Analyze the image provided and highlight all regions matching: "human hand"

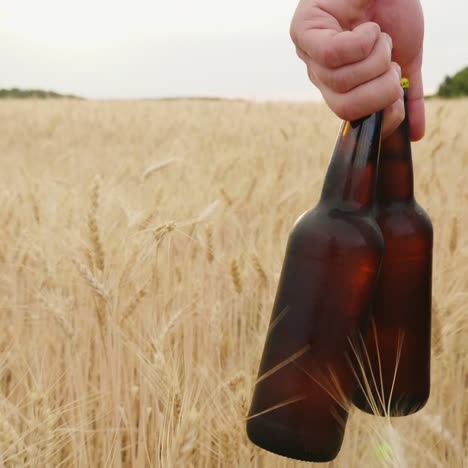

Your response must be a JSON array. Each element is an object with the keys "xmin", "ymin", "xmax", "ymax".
[{"xmin": 290, "ymin": 0, "xmax": 425, "ymax": 141}]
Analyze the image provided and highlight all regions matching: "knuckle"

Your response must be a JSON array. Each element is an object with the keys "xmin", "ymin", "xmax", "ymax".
[
  {"xmin": 377, "ymin": 54, "xmax": 392, "ymax": 78},
  {"xmin": 385, "ymin": 102, "xmax": 404, "ymax": 135},
  {"xmin": 289, "ymin": 19, "xmax": 299, "ymax": 45},
  {"xmin": 322, "ymin": 43, "xmax": 339, "ymax": 68},
  {"xmin": 355, "ymin": 22, "xmax": 381, "ymax": 56},
  {"xmin": 395, "ymin": 102, "xmax": 405, "ymax": 122},
  {"xmin": 355, "ymin": 35, "xmax": 371, "ymax": 59},
  {"xmin": 382, "ymin": 32, "xmax": 392, "ymax": 50},
  {"xmin": 388, "ymin": 77, "xmax": 402, "ymax": 101},
  {"xmin": 367, "ymin": 21, "xmax": 382, "ymax": 35},
  {"xmin": 383, "ymin": 49, "xmax": 392, "ymax": 67},
  {"xmin": 293, "ymin": 29, "xmax": 314, "ymax": 59},
  {"xmin": 391, "ymin": 61, "xmax": 402, "ymax": 78},
  {"xmin": 330, "ymin": 70, "xmax": 351, "ymax": 93},
  {"xmin": 380, "ymin": 37, "xmax": 392, "ymax": 62},
  {"xmin": 334, "ymin": 100, "xmax": 359, "ymax": 122},
  {"xmin": 307, "ymin": 66, "xmax": 317, "ymax": 84},
  {"xmin": 295, "ymin": 46, "xmax": 306, "ymax": 62}
]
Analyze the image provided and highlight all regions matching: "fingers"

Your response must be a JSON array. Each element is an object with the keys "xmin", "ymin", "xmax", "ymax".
[
  {"xmin": 292, "ymin": 11, "xmax": 425, "ymax": 138},
  {"xmin": 297, "ymin": 22, "xmax": 382, "ymax": 68},
  {"xmin": 405, "ymin": 66, "xmax": 425, "ymax": 141},
  {"xmin": 316, "ymin": 32, "xmax": 393, "ymax": 94},
  {"xmin": 293, "ymin": 19, "xmax": 402, "ymax": 123},
  {"xmin": 382, "ymin": 97, "xmax": 405, "ymax": 140},
  {"xmin": 407, "ymin": 97, "xmax": 425, "ymax": 141},
  {"xmin": 321, "ymin": 63, "xmax": 404, "ymax": 122}
]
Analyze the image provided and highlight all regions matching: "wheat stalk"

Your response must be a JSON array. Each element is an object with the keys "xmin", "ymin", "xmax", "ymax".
[
  {"xmin": 39, "ymin": 294, "xmax": 75, "ymax": 339},
  {"xmin": 135, "ymin": 191, "xmax": 163, "ymax": 231},
  {"xmin": 29, "ymin": 191, "xmax": 41, "ymax": 224},
  {"xmin": 432, "ymin": 299, "xmax": 444, "ymax": 355},
  {"xmin": 430, "ymin": 141, "xmax": 443, "ymax": 159},
  {"xmin": 136, "ymin": 210, "xmax": 158, "ymax": 232},
  {"xmin": 220, "ymin": 430, "xmax": 238, "ymax": 466},
  {"xmin": 153, "ymin": 221, "xmax": 176, "ymax": 245},
  {"xmin": 205, "ymin": 226, "xmax": 214, "ymax": 264},
  {"xmin": 244, "ymin": 177, "xmax": 257, "ymax": 202},
  {"xmin": 230, "ymin": 259, "xmax": 242, "ymax": 294},
  {"xmin": 118, "ymin": 247, "xmax": 141, "ymax": 289},
  {"xmin": 175, "ymin": 267, "xmax": 182, "ymax": 283},
  {"xmin": 449, "ymin": 217, "xmax": 458, "ymax": 254},
  {"xmin": 0, "ymin": 415, "xmax": 26, "ymax": 466},
  {"xmin": 220, "ymin": 188, "xmax": 233, "ymax": 206},
  {"xmin": 17, "ymin": 252, "xmax": 29, "ymax": 274},
  {"xmin": 166, "ymin": 407, "xmax": 199, "ymax": 467},
  {"xmin": 88, "ymin": 176, "xmax": 105, "ymax": 273},
  {"xmin": 142, "ymin": 158, "xmax": 177, "ymax": 180},
  {"xmin": 251, "ymin": 254, "xmax": 268, "ymax": 288},
  {"xmin": 419, "ymin": 414, "xmax": 461, "ymax": 458},
  {"xmin": 273, "ymin": 217, "xmax": 284, "ymax": 240},
  {"xmin": 3, "ymin": 203, "xmax": 14, "ymax": 227},
  {"xmin": 159, "ymin": 307, "xmax": 187, "ymax": 344},
  {"xmin": 72, "ymin": 258, "xmax": 109, "ymax": 330},
  {"xmin": 120, "ymin": 287, "xmax": 147, "ymax": 325},
  {"xmin": 276, "ymin": 159, "xmax": 287, "ymax": 182},
  {"xmin": 72, "ymin": 259, "xmax": 109, "ymax": 301}
]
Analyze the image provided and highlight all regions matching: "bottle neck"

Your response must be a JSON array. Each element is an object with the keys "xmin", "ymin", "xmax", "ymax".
[
  {"xmin": 377, "ymin": 89, "xmax": 414, "ymax": 203},
  {"xmin": 320, "ymin": 112, "xmax": 383, "ymax": 210}
]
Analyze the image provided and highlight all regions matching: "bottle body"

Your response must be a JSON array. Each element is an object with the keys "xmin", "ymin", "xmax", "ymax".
[
  {"xmin": 352, "ymin": 200, "xmax": 433, "ymax": 416},
  {"xmin": 352, "ymin": 82, "xmax": 433, "ymax": 416},
  {"xmin": 247, "ymin": 204, "xmax": 384, "ymax": 461},
  {"xmin": 247, "ymin": 112, "xmax": 384, "ymax": 461}
]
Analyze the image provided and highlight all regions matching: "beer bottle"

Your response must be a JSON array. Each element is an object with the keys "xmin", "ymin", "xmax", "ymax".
[
  {"xmin": 246, "ymin": 112, "xmax": 385, "ymax": 462},
  {"xmin": 352, "ymin": 79, "xmax": 433, "ymax": 416}
]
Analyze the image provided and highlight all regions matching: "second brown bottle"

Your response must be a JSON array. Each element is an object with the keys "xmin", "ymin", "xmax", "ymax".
[{"xmin": 352, "ymin": 79, "xmax": 433, "ymax": 416}]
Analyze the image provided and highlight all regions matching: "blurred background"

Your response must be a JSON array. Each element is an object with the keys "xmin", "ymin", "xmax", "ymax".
[
  {"xmin": 0, "ymin": 2, "xmax": 466, "ymax": 467},
  {"xmin": 1, "ymin": 0, "xmax": 467, "ymax": 100}
]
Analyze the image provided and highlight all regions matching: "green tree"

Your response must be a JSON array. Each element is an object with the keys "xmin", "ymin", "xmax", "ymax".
[
  {"xmin": 437, "ymin": 66, "xmax": 468, "ymax": 97},
  {"xmin": 0, "ymin": 88, "xmax": 82, "ymax": 99}
]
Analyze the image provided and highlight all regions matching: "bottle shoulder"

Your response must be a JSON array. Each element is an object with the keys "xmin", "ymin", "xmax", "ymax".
[
  {"xmin": 288, "ymin": 204, "xmax": 384, "ymax": 259},
  {"xmin": 376, "ymin": 200, "xmax": 433, "ymax": 241}
]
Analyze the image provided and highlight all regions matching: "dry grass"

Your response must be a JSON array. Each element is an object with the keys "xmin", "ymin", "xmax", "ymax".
[{"xmin": 0, "ymin": 97, "xmax": 466, "ymax": 467}]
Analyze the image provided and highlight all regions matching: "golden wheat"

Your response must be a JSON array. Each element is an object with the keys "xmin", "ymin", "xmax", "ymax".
[
  {"xmin": 0, "ymin": 97, "xmax": 466, "ymax": 467},
  {"xmin": 88, "ymin": 176, "xmax": 105, "ymax": 273},
  {"xmin": 251, "ymin": 254, "xmax": 268, "ymax": 288},
  {"xmin": 230, "ymin": 259, "xmax": 243, "ymax": 294},
  {"xmin": 205, "ymin": 225, "xmax": 214, "ymax": 264}
]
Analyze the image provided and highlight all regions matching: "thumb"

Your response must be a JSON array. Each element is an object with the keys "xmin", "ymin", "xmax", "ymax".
[{"xmin": 404, "ymin": 62, "xmax": 425, "ymax": 141}]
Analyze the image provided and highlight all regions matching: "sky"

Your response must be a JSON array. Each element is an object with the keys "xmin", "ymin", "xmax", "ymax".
[{"xmin": 0, "ymin": 0, "xmax": 467, "ymax": 100}]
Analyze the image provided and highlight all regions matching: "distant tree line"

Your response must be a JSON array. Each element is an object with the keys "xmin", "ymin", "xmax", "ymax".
[
  {"xmin": 436, "ymin": 66, "xmax": 468, "ymax": 97},
  {"xmin": 0, "ymin": 88, "xmax": 83, "ymax": 99},
  {"xmin": 2, "ymin": 67, "xmax": 468, "ymax": 100}
]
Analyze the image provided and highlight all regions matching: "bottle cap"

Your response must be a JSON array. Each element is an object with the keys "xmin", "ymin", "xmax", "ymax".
[{"xmin": 401, "ymin": 78, "xmax": 410, "ymax": 89}]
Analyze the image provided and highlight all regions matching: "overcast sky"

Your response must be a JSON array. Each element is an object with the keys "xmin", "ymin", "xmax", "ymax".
[{"xmin": 0, "ymin": 0, "xmax": 467, "ymax": 100}]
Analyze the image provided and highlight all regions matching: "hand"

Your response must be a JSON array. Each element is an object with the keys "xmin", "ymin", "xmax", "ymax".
[{"xmin": 290, "ymin": 0, "xmax": 425, "ymax": 141}]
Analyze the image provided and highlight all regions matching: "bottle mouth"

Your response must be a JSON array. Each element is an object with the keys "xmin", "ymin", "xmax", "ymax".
[{"xmin": 401, "ymin": 77, "xmax": 410, "ymax": 89}]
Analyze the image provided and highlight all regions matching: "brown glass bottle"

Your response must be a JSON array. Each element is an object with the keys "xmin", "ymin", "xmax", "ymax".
[
  {"xmin": 246, "ymin": 112, "xmax": 385, "ymax": 462},
  {"xmin": 352, "ymin": 81, "xmax": 433, "ymax": 416}
]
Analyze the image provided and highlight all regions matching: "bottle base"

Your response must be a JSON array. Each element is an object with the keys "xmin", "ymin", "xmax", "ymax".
[
  {"xmin": 352, "ymin": 392, "xmax": 429, "ymax": 417},
  {"xmin": 246, "ymin": 415, "xmax": 342, "ymax": 463}
]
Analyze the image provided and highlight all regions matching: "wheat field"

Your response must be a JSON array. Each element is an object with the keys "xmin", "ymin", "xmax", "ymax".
[{"xmin": 0, "ymin": 97, "xmax": 466, "ymax": 467}]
